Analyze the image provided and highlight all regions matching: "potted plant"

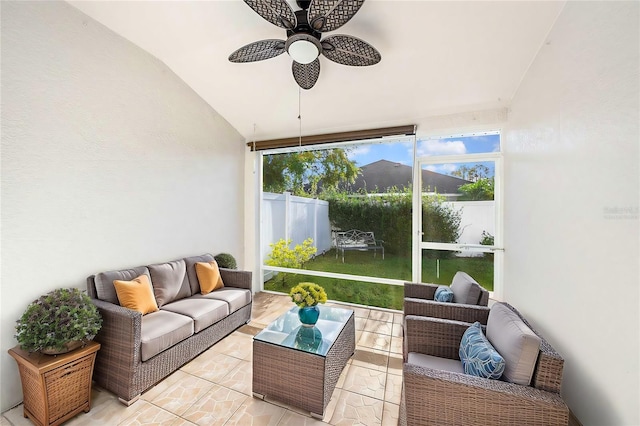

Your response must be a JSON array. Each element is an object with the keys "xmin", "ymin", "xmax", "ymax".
[
  {"xmin": 289, "ymin": 282, "xmax": 327, "ymax": 327},
  {"xmin": 214, "ymin": 252, "xmax": 237, "ymax": 269},
  {"xmin": 15, "ymin": 288, "xmax": 102, "ymax": 354}
]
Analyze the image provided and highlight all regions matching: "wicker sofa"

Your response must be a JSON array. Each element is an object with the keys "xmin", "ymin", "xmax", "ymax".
[
  {"xmin": 401, "ymin": 302, "xmax": 569, "ymax": 425},
  {"xmin": 86, "ymin": 253, "xmax": 252, "ymax": 405},
  {"xmin": 404, "ymin": 271, "xmax": 489, "ymax": 322}
]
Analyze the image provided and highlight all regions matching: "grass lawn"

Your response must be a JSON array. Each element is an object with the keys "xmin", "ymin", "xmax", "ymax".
[{"xmin": 264, "ymin": 250, "xmax": 493, "ymax": 310}]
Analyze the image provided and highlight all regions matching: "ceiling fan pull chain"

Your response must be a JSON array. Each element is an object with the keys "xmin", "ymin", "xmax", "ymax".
[{"xmin": 298, "ymin": 86, "xmax": 302, "ymax": 148}]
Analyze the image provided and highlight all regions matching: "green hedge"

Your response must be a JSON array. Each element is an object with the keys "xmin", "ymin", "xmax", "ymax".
[{"xmin": 323, "ymin": 192, "xmax": 461, "ymax": 256}]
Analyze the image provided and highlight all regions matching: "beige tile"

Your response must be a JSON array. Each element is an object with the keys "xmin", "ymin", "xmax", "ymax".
[
  {"xmin": 118, "ymin": 400, "xmax": 181, "ymax": 425},
  {"xmin": 383, "ymin": 374, "xmax": 403, "ymax": 405},
  {"xmin": 218, "ymin": 360, "xmax": 253, "ymax": 395},
  {"xmin": 182, "ymin": 384, "xmax": 248, "ymax": 426},
  {"xmin": 357, "ymin": 332, "xmax": 391, "ymax": 352},
  {"xmin": 391, "ymin": 322, "xmax": 403, "ymax": 338},
  {"xmin": 2, "ymin": 405, "xmax": 32, "ymax": 426},
  {"xmin": 393, "ymin": 313, "xmax": 404, "ymax": 324},
  {"xmin": 150, "ymin": 374, "xmax": 215, "ymax": 416},
  {"xmin": 381, "ymin": 402, "xmax": 400, "ymax": 426},
  {"xmin": 142, "ymin": 370, "xmax": 191, "ymax": 402},
  {"xmin": 277, "ymin": 410, "xmax": 327, "ymax": 425},
  {"xmin": 350, "ymin": 348, "xmax": 389, "ymax": 372},
  {"xmin": 368, "ymin": 310, "xmax": 394, "ymax": 323},
  {"xmin": 172, "ymin": 419, "xmax": 198, "ymax": 426},
  {"xmin": 341, "ymin": 365, "xmax": 386, "ymax": 400},
  {"xmin": 209, "ymin": 332, "xmax": 253, "ymax": 360},
  {"xmin": 354, "ymin": 316, "xmax": 367, "ymax": 331},
  {"xmin": 180, "ymin": 352, "xmax": 243, "ymax": 383},
  {"xmin": 224, "ymin": 397, "xmax": 287, "ymax": 426},
  {"xmin": 65, "ymin": 388, "xmax": 138, "ymax": 425},
  {"xmin": 387, "ymin": 353, "xmax": 403, "ymax": 376},
  {"xmin": 363, "ymin": 319, "xmax": 393, "ymax": 336},
  {"xmin": 350, "ymin": 306, "xmax": 371, "ymax": 319},
  {"xmin": 324, "ymin": 389, "xmax": 383, "ymax": 426},
  {"xmin": 390, "ymin": 336, "xmax": 403, "ymax": 355},
  {"xmin": 0, "ymin": 416, "xmax": 11, "ymax": 426}
]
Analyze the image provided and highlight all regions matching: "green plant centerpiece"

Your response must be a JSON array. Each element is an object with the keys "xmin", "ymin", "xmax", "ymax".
[
  {"xmin": 15, "ymin": 288, "xmax": 102, "ymax": 355},
  {"xmin": 214, "ymin": 252, "xmax": 237, "ymax": 269},
  {"xmin": 290, "ymin": 282, "xmax": 327, "ymax": 327}
]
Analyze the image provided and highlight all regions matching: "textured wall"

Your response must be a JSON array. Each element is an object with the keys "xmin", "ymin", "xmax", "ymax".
[
  {"xmin": 504, "ymin": 2, "xmax": 639, "ymax": 424},
  {"xmin": 1, "ymin": 1, "xmax": 245, "ymax": 411}
]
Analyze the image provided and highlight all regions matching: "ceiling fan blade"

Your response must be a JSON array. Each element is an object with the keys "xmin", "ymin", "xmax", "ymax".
[
  {"xmin": 292, "ymin": 59, "xmax": 321, "ymax": 90},
  {"xmin": 307, "ymin": 0, "xmax": 365, "ymax": 32},
  {"xmin": 321, "ymin": 35, "xmax": 381, "ymax": 66},
  {"xmin": 229, "ymin": 39, "xmax": 286, "ymax": 63},
  {"xmin": 243, "ymin": 0, "xmax": 297, "ymax": 30}
]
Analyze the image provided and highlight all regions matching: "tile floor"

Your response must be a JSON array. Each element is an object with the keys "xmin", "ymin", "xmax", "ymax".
[{"xmin": 2, "ymin": 292, "xmax": 404, "ymax": 426}]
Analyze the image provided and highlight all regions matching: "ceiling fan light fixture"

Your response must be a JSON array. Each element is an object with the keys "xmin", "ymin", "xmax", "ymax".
[{"xmin": 286, "ymin": 34, "xmax": 321, "ymax": 64}]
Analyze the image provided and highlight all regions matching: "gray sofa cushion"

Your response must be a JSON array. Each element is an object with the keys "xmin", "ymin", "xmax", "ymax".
[
  {"xmin": 192, "ymin": 288, "xmax": 252, "ymax": 313},
  {"xmin": 94, "ymin": 266, "xmax": 150, "ymax": 304},
  {"xmin": 161, "ymin": 298, "xmax": 229, "ymax": 333},
  {"xmin": 450, "ymin": 271, "xmax": 482, "ymax": 305},
  {"xmin": 408, "ymin": 352, "xmax": 465, "ymax": 374},
  {"xmin": 486, "ymin": 303, "xmax": 542, "ymax": 386},
  {"xmin": 148, "ymin": 259, "xmax": 190, "ymax": 307},
  {"xmin": 184, "ymin": 254, "xmax": 215, "ymax": 295},
  {"xmin": 141, "ymin": 310, "xmax": 194, "ymax": 362}
]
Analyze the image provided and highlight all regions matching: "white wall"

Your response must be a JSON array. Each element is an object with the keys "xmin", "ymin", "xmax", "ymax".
[
  {"xmin": 0, "ymin": 1, "xmax": 245, "ymax": 412},
  {"xmin": 504, "ymin": 2, "xmax": 639, "ymax": 425}
]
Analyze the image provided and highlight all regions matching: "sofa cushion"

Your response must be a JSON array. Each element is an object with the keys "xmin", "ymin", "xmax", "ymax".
[
  {"xmin": 459, "ymin": 321, "xmax": 505, "ymax": 379},
  {"xmin": 148, "ymin": 259, "xmax": 190, "ymax": 307},
  {"xmin": 434, "ymin": 285, "xmax": 454, "ymax": 302},
  {"xmin": 196, "ymin": 261, "xmax": 225, "ymax": 294},
  {"xmin": 113, "ymin": 274, "xmax": 159, "ymax": 315},
  {"xmin": 450, "ymin": 271, "xmax": 482, "ymax": 305},
  {"xmin": 184, "ymin": 254, "xmax": 215, "ymax": 295},
  {"xmin": 94, "ymin": 266, "xmax": 150, "ymax": 304},
  {"xmin": 140, "ymin": 310, "xmax": 194, "ymax": 361},
  {"xmin": 161, "ymin": 298, "xmax": 229, "ymax": 333},
  {"xmin": 486, "ymin": 303, "xmax": 542, "ymax": 386},
  {"xmin": 192, "ymin": 288, "xmax": 252, "ymax": 313},
  {"xmin": 407, "ymin": 352, "xmax": 465, "ymax": 374}
]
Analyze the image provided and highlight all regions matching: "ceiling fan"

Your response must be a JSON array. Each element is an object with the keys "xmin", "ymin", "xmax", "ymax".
[{"xmin": 229, "ymin": 0, "xmax": 381, "ymax": 90}]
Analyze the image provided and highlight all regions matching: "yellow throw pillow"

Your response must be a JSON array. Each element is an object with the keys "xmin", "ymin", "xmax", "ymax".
[
  {"xmin": 195, "ymin": 261, "xmax": 225, "ymax": 294},
  {"xmin": 113, "ymin": 274, "xmax": 159, "ymax": 315}
]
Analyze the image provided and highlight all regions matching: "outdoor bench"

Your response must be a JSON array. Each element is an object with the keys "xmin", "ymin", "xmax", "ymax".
[{"xmin": 335, "ymin": 229, "xmax": 384, "ymax": 263}]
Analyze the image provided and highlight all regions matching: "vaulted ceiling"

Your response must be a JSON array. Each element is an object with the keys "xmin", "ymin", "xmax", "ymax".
[{"xmin": 68, "ymin": 1, "xmax": 565, "ymax": 142}]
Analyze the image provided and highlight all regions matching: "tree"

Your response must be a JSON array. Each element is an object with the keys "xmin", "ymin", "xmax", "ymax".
[
  {"xmin": 451, "ymin": 164, "xmax": 490, "ymax": 182},
  {"xmin": 457, "ymin": 178, "xmax": 494, "ymax": 201},
  {"xmin": 263, "ymin": 149, "xmax": 359, "ymax": 196}
]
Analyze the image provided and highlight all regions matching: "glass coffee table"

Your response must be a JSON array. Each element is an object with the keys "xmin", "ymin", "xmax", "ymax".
[{"xmin": 252, "ymin": 305, "xmax": 355, "ymax": 418}]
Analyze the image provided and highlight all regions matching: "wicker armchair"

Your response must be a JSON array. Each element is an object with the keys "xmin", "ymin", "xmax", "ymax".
[
  {"xmin": 400, "ymin": 303, "xmax": 569, "ymax": 426},
  {"xmin": 404, "ymin": 271, "xmax": 490, "ymax": 323}
]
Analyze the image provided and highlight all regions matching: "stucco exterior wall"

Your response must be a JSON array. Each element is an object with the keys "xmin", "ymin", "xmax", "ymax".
[
  {"xmin": 1, "ymin": 1, "xmax": 246, "ymax": 411},
  {"xmin": 503, "ymin": 2, "xmax": 639, "ymax": 424}
]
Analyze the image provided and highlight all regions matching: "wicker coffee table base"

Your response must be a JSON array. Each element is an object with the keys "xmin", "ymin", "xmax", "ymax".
[{"xmin": 252, "ymin": 315, "xmax": 355, "ymax": 418}]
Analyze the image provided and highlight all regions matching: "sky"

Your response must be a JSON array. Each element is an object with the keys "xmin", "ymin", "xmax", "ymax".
[{"xmin": 347, "ymin": 133, "xmax": 500, "ymax": 177}]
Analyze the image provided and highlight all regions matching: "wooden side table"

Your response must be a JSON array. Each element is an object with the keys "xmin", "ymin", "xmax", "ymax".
[{"xmin": 8, "ymin": 341, "xmax": 100, "ymax": 426}]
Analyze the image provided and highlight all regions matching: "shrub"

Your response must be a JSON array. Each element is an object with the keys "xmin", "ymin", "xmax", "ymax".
[
  {"xmin": 324, "ymin": 188, "xmax": 461, "ymax": 257},
  {"xmin": 214, "ymin": 252, "xmax": 237, "ymax": 269},
  {"xmin": 15, "ymin": 288, "xmax": 102, "ymax": 353},
  {"xmin": 266, "ymin": 238, "xmax": 317, "ymax": 269},
  {"xmin": 458, "ymin": 178, "xmax": 494, "ymax": 201},
  {"xmin": 479, "ymin": 231, "xmax": 494, "ymax": 259}
]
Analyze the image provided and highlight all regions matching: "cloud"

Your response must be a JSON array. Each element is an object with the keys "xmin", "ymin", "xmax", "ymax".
[
  {"xmin": 417, "ymin": 139, "xmax": 467, "ymax": 156},
  {"xmin": 423, "ymin": 164, "xmax": 458, "ymax": 175},
  {"xmin": 347, "ymin": 145, "xmax": 371, "ymax": 159}
]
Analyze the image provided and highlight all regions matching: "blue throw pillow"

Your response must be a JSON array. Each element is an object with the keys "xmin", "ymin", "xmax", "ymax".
[
  {"xmin": 434, "ymin": 285, "xmax": 454, "ymax": 302},
  {"xmin": 459, "ymin": 322, "xmax": 505, "ymax": 379}
]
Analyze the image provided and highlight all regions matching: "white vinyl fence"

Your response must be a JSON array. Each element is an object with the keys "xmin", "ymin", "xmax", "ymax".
[
  {"xmin": 444, "ymin": 201, "xmax": 495, "ymax": 246},
  {"xmin": 262, "ymin": 192, "xmax": 332, "ymax": 263}
]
